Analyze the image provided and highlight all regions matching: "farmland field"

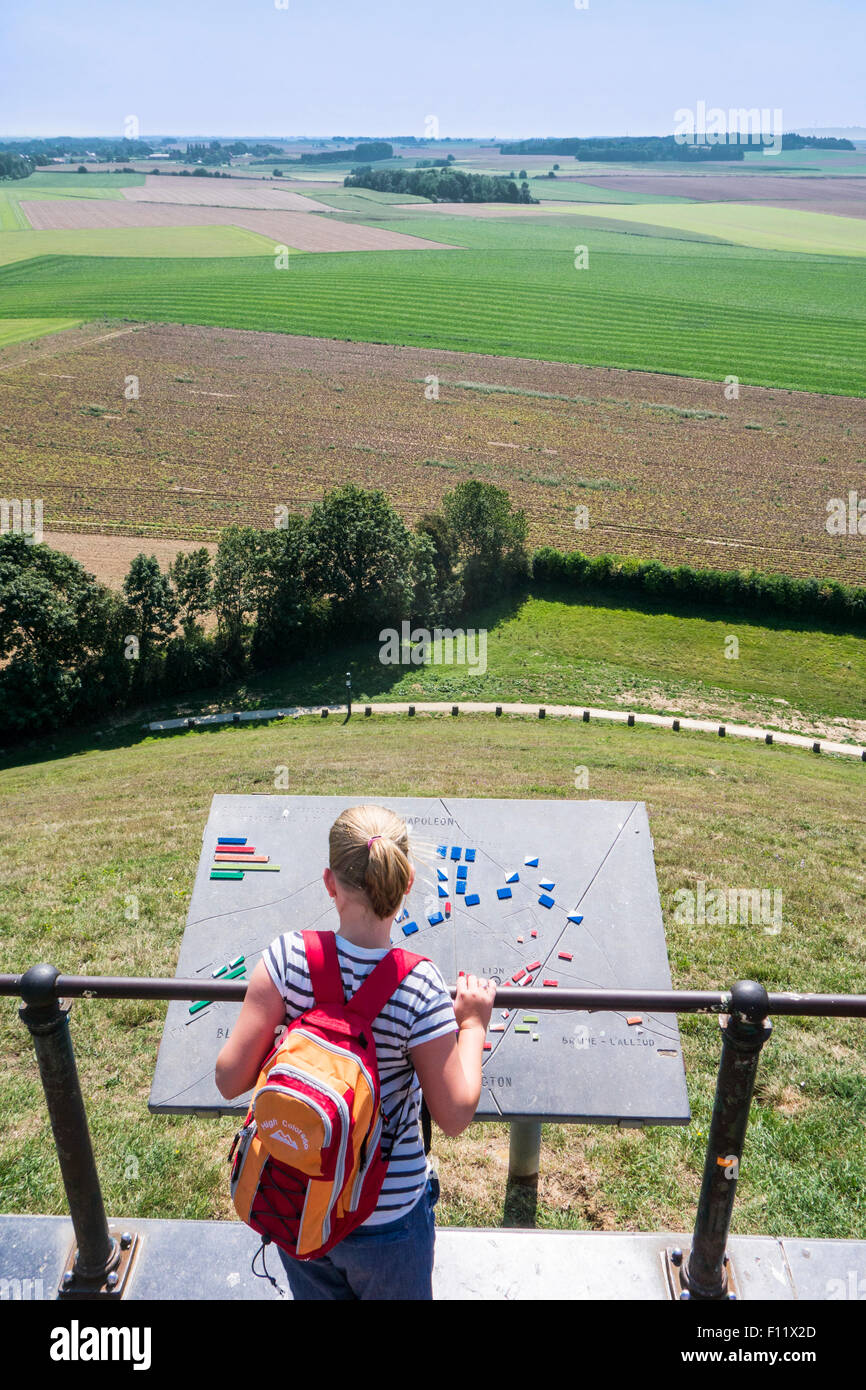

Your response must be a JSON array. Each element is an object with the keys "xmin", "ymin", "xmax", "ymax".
[
  {"xmin": 0, "ymin": 213, "xmax": 862, "ymax": 393},
  {"xmin": 551, "ymin": 201, "xmax": 866, "ymax": 256},
  {"xmin": 0, "ymin": 317, "xmax": 82, "ymax": 349},
  {"xmin": 0, "ymin": 225, "xmax": 277, "ymax": 266},
  {"xmin": 2, "ymin": 321, "xmax": 863, "ymax": 585}
]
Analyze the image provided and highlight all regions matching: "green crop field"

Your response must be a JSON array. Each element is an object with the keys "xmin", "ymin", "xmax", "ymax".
[
  {"xmin": 0, "ymin": 212, "xmax": 862, "ymax": 392},
  {"xmin": 0, "ymin": 224, "xmax": 275, "ymax": 267},
  {"xmin": 0, "ymin": 316, "xmax": 82, "ymax": 349},
  {"xmin": 559, "ymin": 201, "xmax": 866, "ymax": 257}
]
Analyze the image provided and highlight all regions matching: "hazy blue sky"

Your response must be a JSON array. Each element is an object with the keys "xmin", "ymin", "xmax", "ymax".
[{"xmin": 2, "ymin": 0, "xmax": 863, "ymax": 139}]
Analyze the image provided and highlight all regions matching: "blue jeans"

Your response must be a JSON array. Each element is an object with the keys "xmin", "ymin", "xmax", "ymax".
[{"xmin": 275, "ymin": 1173, "xmax": 440, "ymax": 1301}]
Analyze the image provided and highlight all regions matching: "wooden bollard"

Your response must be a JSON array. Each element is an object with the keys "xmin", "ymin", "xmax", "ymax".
[
  {"xmin": 672, "ymin": 719, "xmax": 680, "ymax": 731},
  {"xmin": 451, "ymin": 706, "xmax": 459, "ymax": 717},
  {"xmin": 765, "ymin": 733, "xmax": 773, "ymax": 744},
  {"xmin": 408, "ymin": 706, "xmax": 415, "ymax": 717},
  {"xmin": 539, "ymin": 708, "xmax": 546, "ymax": 719},
  {"xmin": 718, "ymin": 725, "xmax": 726, "ymax": 737},
  {"xmin": 627, "ymin": 714, "xmax": 635, "ymax": 727},
  {"xmin": 582, "ymin": 710, "xmax": 590, "ymax": 722},
  {"xmin": 365, "ymin": 706, "xmax": 372, "ymax": 717}
]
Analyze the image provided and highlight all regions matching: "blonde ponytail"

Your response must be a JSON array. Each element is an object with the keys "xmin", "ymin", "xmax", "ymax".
[{"xmin": 329, "ymin": 805, "xmax": 412, "ymax": 920}]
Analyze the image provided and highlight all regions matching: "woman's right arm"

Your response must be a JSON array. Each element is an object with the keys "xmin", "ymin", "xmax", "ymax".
[{"xmin": 409, "ymin": 974, "xmax": 495, "ymax": 1138}]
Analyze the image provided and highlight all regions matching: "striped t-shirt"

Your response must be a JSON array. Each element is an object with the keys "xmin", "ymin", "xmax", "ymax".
[{"xmin": 263, "ymin": 931, "xmax": 457, "ymax": 1226}]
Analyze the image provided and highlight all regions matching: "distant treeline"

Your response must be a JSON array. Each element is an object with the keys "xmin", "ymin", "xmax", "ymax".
[
  {"xmin": 499, "ymin": 133, "xmax": 855, "ymax": 159},
  {"xmin": 0, "ymin": 137, "xmax": 158, "ymax": 163},
  {"xmin": 2, "ymin": 481, "xmax": 863, "ymax": 740},
  {"xmin": 345, "ymin": 166, "xmax": 537, "ymax": 202},
  {"xmin": 499, "ymin": 136, "xmax": 746, "ymax": 161},
  {"xmin": 301, "ymin": 142, "xmax": 394, "ymax": 164}
]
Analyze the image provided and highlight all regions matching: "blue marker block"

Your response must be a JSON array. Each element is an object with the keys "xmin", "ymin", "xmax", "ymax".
[
  {"xmin": 402, "ymin": 920, "xmax": 419, "ymax": 936},
  {"xmin": 438, "ymin": 884, "xmax": 448, "ymax": 898},
  {"xmin": 465, "ymin": 849, "xmax": 476, "ymax": 863},
  {"xmin": 437, "ymin": 868, "xmax": 448, "ymax": 882},
  {"xmin": 538, "ymin": 893, "xmax": 555, "ymax": 909},
  {"xmin": 428, "ymin": 911, "xmax": 445, "ymax": 926},
  {"xmin": 497, "ymin": 887, "xmax": 512, "ymax": 900},
  {"xmin": 456, "ymin": 881, "xmax": 466, "ymax": 894},
  {"xmin": 539, "ymin": 879, "xmax": 555, "ymax": 892},
  {"xmin": 567, "ymin": 913, "xmax": 584, "ymax": 924},
  {"xmin": 218, "ymin": 837, "xmax": 247, "ymax": 845},
  {"xmin": 525, "ymin": 856, "xmax": 539, "ymax": 868},
  {"xmin": 506, "ymin": 871, "xmax": 519, "ymax": 884},
  {"xmin": 456, "ymin": 865, "xmax": 468, "ymax": 880},
  {"xmin": 437, "ymin": 845, "xmax": 447, "ymax": 858},
  {"xmin": 464, "ymin": 893, "xmax": 480, "ymax": 907},
  {"xmin": 450, "ymin": 846, "xmax": 462, "ymax": 861}
]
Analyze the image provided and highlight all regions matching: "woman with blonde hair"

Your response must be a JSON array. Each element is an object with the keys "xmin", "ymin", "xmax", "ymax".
[{"xmin": 215, "ymin": 803, "xmax": 495, "ymax": 1300}]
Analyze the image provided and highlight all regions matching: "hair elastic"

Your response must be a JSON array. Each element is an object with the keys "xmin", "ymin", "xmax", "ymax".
[{"xmin": 367, "ymin": 835, "xmax": 382, "ymax": 848}]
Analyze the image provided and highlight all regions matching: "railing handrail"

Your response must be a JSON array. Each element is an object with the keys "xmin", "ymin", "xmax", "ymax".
[{"xmin": 2, "ymin": 972, "xmax": 866, "ymax": 1018}]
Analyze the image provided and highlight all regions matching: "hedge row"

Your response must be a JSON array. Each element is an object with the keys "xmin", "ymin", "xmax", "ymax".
[{"xmin": 531, "ymin": 547, "xmax": 866, "ymax": 626}]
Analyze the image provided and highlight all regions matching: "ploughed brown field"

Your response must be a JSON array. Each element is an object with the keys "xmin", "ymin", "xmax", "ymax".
[
  {"xmin": 566, "ymin": 172, "xmax": 866, "ymax": 219},
  {"xmin": 1, "ymin": 321, "xmax": 863, "ymax": 585}
]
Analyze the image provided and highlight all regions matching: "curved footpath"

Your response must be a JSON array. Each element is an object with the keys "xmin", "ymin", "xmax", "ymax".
[{"xmin": 148, "ymin": 701, "xmax": 866, "ymax": 761}]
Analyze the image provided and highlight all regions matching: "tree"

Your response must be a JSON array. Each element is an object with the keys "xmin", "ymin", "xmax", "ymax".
[
  {"xmin": 122, "ymin": 554, "xmax": 178, "ymax": 665},
  {"xmin": 0, "ymin": 535, "xmax": 129, "ymax": 730},
  {"xmin": 441, "ymin": 480, "xmax": 529, "ymax": 605},
  {"xmin": 518, "ymin": 169, "xmax": 528, "ymax": 180},
  {"xmin": 306, "ymin": 485, "xmax": 415, "ymax": 630},
  {"xmin": 76, "ymin": 165, "xmax": 87, "ymax": 174},
  {"xmin": 169, "ymin": 548, "xmax": 213, "ymax": 638}
]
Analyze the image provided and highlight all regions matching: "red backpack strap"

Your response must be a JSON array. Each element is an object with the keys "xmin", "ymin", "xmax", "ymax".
[
  {"xmin": 349, "ymin": 949, "xmax": 428, "ymax": 1023},
  {"xmin": 302, "ymin": 930, "xmax": 345, "ymax": 1007}
]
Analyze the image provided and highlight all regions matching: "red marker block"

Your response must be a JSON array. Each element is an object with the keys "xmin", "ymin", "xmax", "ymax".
[
  {"xmin": 512, "ymin": 969, "xmax": 526, "ymax": 983},
  {"xmin": 445, "ymin": 901, "xmax": 451, "ymax": 916},
  {"xmin": 527, "ymin": 960, "xmax": 541, "ymax": 972},
  {"xmin": 558, "ymin": 951, "xmax": 573, "ymax": 961},
  {"xmin": 543, "ymin": 979, "xmax": 558, "ymax": 987},
  {"xmin": 483, "ymin": 1043, "xmax": 492, "ymax": 1051},
  {"xmin": 489, "ymin": 1025, "xmax": 505, "ymax": 1033},
  {"xmin": 627, "ymin": 1016, "xmax": 643, "ymax": 1026},
  {"xmin": 524, "ymin": 974, "xmax": 534, "ymax": 985},
  {"xmin": 215, "ymin": 844, "xmax": 255, "ymax": 854},
  {"xmin": 531, "ymin": 931, "xmax": 538, "ymax": 939}
]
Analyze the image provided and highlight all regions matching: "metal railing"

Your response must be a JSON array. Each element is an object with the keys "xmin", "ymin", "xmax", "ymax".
[{"xmin": 2, "ymin": 965, "xmax": 865, "ymax": 1300}]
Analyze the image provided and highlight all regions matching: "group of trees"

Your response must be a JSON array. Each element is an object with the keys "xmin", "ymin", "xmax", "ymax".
[
  {"xmin": 0, "ymin": 151, "xmax": 34, "ymax": 180},
  {"xmin": 301, "ymin": 141, "xmax": 394, "ymax": 164},
  {"xmin": 499, "ymin": 136, "xmax": 746, "ymax": 162},
  {"xmin": 0, "ymin": 482, "xmax": 529, "ymax": 735},
  {"xmin": 0, "ymin": 137, "xmax": 156, "ymax": 164},
  {"xmin": 344, "ymin": 166, "xmax": 537, "ymax": 203}
]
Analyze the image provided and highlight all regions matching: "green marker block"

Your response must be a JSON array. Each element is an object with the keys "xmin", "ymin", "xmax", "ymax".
[
  {"xmin": 522, "ymin": 1016, "xmax": 539, "ymax": 1024},
  {"xmin": 514, "ymin": 1025, "xmax": 530, "ymax": 1034},
  {"xmin": 224, "ymin": 964, "xmax": 246, "ymax": 980},
  {"xmin": 229, "ymin": 955, "xmax": 244, "ymax": 969},
  {"xmin": 189, "ymin": 999, "xmax": 211, "ymax": 1015},
  {"xmin": 209, "ymin": 863, "xmax": 280, "ymax": 872}
]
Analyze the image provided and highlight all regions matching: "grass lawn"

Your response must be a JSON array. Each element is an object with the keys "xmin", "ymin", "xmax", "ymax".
[
  {"xmin": 146, "ymin": 592, "xmax": 866, "ymax": 744},
  {"xmin": 1, "ymin": 715, "xmax": 863, "ymax": 1236}
]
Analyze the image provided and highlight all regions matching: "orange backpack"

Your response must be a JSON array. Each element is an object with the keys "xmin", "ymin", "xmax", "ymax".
[{"xmin": 229, "ymin": 930, "xmax": 427, "ymax": 1260}]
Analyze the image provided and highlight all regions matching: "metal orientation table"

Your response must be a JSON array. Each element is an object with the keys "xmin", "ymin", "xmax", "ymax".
[{"xmin": 150, "ymin": 795, "xmax": 690, "ymax": 1162}]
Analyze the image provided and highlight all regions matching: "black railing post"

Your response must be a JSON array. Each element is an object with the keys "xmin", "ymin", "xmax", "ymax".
[
  {"xmin": 18, "ymin": 964, "xmax": 121, "ymax": 1286},
  {"xmin": 682, "ymin": 979, "xmax": 772, "ymax": 1299}
]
